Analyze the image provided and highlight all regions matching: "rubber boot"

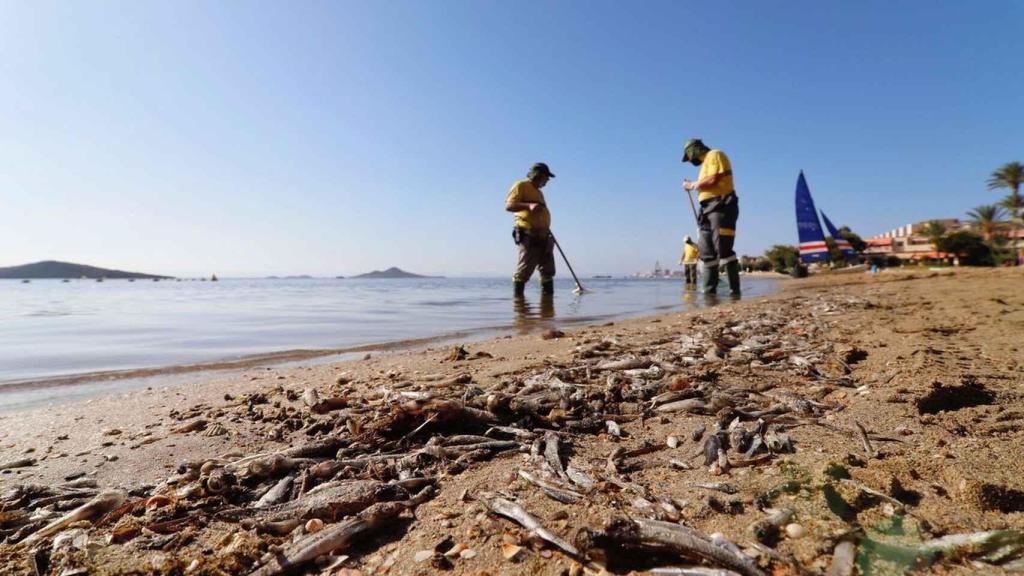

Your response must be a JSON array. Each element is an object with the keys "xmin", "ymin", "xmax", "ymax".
[
  {"xmin": 726, "ymin": 261, "xmax": 741, "ymax": 295},
  {"xmin": 513, "ymin": 280, "xmax": 526, "ymax": 297},
  {"xmin": 702, "ymin": 266, "xmax": 719, "ymax": 294},
  {"xmin": 541, "ymin": 278, "xmax": 554, "ymax": 295}
]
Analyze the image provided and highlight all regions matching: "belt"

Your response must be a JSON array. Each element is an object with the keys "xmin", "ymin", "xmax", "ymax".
[{"xmin": 699, "ymin": 191, "xmax": 736, "ymax": 206}]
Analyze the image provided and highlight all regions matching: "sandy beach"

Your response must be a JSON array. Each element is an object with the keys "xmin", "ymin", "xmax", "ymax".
[{"xmin": 2, "ymin": 268, "xmax": 1022, "ymax": 575}]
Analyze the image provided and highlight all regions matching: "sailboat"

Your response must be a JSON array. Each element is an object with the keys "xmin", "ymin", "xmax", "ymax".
[
  {"xmin": 794, "ymin": 171, "xmax": 829, "ymax": 263},
  {"xmin": 820, "ymin": 210, "xmax": 857, "ymax": 261},
  {"xmin": 795, "ymin": 172, "xmax": 863, "ymax": 272}
]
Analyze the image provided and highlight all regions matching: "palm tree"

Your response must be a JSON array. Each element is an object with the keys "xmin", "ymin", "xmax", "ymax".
[
  {"xmin": 923, "ymin": 220, "xmax": 947, "ymax": 248},
  {"xmin": 967, "ymin": 204, "xmax": 1006, "ymax": 243},
  {"xmin": 988, "ymin": 162, "xmax": 1024, "ymax": 263},
  {"xmin": 988, "ymin": 162, "xmax": 1024, "ymax": 216}
]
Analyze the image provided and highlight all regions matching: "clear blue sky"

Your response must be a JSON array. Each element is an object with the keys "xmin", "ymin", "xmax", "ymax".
[{"xmin": 2, "ymin": 1, "xmax": 1021, "ymax": 277}]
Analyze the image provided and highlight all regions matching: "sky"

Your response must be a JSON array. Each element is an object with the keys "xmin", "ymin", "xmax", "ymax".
[{"xmin": 2, "ymin": 1, "xmax": 1022, "ymax": 277}]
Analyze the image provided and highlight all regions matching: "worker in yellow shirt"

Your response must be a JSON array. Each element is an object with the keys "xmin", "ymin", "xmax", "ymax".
[
  {"xmin": 505, "ymin": 163, "xmax": 556, "ymax": 296},
  {"xmin": 679, "ymin": 235, "xmax": 699, "ymax": 288},
  {"xmin": 682, "ymin": 138, "xmax": 741, "ymax": 295}
]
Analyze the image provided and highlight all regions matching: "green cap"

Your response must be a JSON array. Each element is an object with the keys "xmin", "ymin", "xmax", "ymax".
[
  {"xmin": 682, "ymin": 138, "xmax": 705, "ymax": 162},
  {"xmin": 528, "ymin": 162, "xmax": 555, "ymax": 178}
]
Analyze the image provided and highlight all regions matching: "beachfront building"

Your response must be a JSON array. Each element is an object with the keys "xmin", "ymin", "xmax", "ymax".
[{"xmin": 864, "ymin": 219, "xmax": 962, "ymax": 262}]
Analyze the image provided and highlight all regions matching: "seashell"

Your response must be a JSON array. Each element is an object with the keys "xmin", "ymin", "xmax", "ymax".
[
  {"xmin": 786, "ymin": 523, "xmax": 807, "ymax": 538},
  {"xmin": 201, "ymin": 422, "xmax": 228, "ymax": 437},
  {"xmin": 146, "ymin": 494, "xmax": 173, "ymax": 511}
]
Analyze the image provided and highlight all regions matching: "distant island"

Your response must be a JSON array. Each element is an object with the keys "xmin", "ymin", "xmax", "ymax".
[
  {"xmin": 352, "ymin": 267, "xmax": 441, "ymax": 279},
  {"xmin": 0, "ymin": 260, "xmax": 172, "ymax": 280}
]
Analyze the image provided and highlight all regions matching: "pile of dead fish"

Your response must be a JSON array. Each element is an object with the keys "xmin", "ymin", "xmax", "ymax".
[{"xmin": 1, "ymin": 293, "xmax": 1021, "ymax": 575}]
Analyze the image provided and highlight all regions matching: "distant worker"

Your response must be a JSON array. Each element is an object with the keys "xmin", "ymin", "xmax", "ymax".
[
  {"xmin": 679, "ymin": 235, "xmax": 699, "ymax": 288},
  {"xmin": 506, "ymin": 162, "xmax": 556, "ymax": 296},
  {"xmin": 682, "ymin": 139, "xmax": 740, "ymax": 295}
]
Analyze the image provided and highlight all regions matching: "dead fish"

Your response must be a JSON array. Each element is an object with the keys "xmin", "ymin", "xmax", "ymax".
[
  {"xmin": 764, "ymin": 429, "xmax": 793, "ymax": 453},
  {"xmin": 518, "ymin": 470, "xmax": 582, "ymax": 504},
  {"xmin": 701, "ymin": 433, "xmax": 725, "ymax": 466},
  {"xmin": 23, "ymin": 491, "xmax": 126, "ymax": 545},
  {"xmin": 748, "ymin": 507, "xmax": 794, "ymax": 545},
  {"xmin": 565, "ymin": 465, "xmax": 596, "ymax": 491},
  {"xmin": 657, "ymin": 399, "xmax": 707, "ymax": 414},
  {"xmin": 690, "ymin": 482, "xmax": 739, "ymax": 495},
  {"xmin": 261, "ymin": 480, "xmax": 402, "ymax": 522},
  {"xmin": 729, "ymin": 428, "xmax": 752, "ymax": 454},
  {"xmin": 171, "ymin": 419, "xmax": 208, "ymax": 434},
  {"xmin": 0, "ymin": 458, "xmax": 36, "ymax": 471},
  {"xmin": 597, "ymin": 358, "xmax": 648, "ymax": 371},
  {"xmin": 826, "ymin": 540, "xmax": 856, "ymax": 576},
  {"xmin": 484, "ymin": 495, "xmax": 580, "ymax": 557},
  {"xmin": 249, "ymin": 501, "xmax": 408, "ymax": 576}
]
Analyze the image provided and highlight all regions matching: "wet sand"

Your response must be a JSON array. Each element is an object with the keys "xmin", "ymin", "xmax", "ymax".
[{"xmin": 1, "ymin": 267, "xmax": 1022, "ymax": 574}]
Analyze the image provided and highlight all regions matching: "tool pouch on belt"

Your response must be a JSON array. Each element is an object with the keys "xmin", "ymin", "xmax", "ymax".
[{"xmin": 699, "ymin": 192, "xmax": 737, "ymax": 224}]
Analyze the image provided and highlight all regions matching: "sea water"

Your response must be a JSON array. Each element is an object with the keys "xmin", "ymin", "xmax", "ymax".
[{"xmin": 0, "ymin": 276, "xmax": 777, "ymax": 407}]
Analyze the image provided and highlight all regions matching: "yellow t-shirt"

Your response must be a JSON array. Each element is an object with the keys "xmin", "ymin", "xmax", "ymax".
[
  {"xmin": 697, "ymin": 149, "xmax": 734, "ymax": 202},
  {"xmin": 505, "ymin": 179, "xmax": 551, "ymax": 229},
  {"xmin": 683, "ymin": 243, "xmax": 699, "ymax": 263}
]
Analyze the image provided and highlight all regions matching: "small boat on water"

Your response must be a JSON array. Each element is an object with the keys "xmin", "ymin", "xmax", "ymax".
[{"xmin": 21, "ymin": 279, "xmax": 30, "ymax": 284}]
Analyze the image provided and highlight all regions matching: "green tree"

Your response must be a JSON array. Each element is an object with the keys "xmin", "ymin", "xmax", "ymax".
[
  {"xmin": 967, "ymin": 204, "xmax": 1006, "ymax": 242},
  {"xmin": 765, "ymin": 245, "xmax": 799, "ymax": 273},
  {"xmin": 922, "ymin": 220, "xmax": 947, "ymax": 248},
  {"xmin": 836, "ymin": 226, "xmax": 867, "ymax": 252},
  {"xmin": 936, "ymin": 230, "xmax": 994, "ymax": 266},
  {"xmin": 824, "ymin": 237, "xmax": 854, "ymax": 265}
]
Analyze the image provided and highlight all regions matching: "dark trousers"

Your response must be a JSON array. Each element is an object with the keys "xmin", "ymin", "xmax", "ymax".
[
  {"xmin": 684, "ymin": 263, "xmax": 697, "ymax": 284},
  {"xmin": 698, "ymin": 193, "xmax": 740, "ymax": 268},
  {"xmin": 513, "ymin": 228, "xmax": 555, "ymax": 283}
]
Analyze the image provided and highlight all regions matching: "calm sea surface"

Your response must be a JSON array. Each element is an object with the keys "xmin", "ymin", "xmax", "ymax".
[{"xmin": 0, "ymin": 277, "xmax": 777, "ymax": 406}]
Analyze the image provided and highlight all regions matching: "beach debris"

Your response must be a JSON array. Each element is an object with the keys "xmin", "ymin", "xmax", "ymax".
[
  {"xmin": 3, "ymin": 290, "xmax": 1001, "ymax": 576},
  {"xmin": 542, "ymin": 328, "xmax": 565, "ymax": 340},
  {"xmin": 853, "ymin": 421, "xmax": 874, "ymax": 457},
  {"xmin": 690, "ymin": 482, "xmax": 739, "ymax": 495}
]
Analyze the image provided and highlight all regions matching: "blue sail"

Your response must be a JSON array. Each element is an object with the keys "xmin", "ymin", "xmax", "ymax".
[
  {"xmin": 795, "ymin": 171, "xmax": 829, "ymax": 263},
  {"xmin": 820, "ymin": 210, "xmax": 857, "ymax": 260}
]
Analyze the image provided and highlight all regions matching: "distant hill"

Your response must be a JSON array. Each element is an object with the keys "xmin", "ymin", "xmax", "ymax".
[
  {"xmin": 0, "ymin": 260, "xmax": 172, "ymax": 280},
  {"xmin": 352, "ymin": 267, "xmax": 440, "ymax": 279}
]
